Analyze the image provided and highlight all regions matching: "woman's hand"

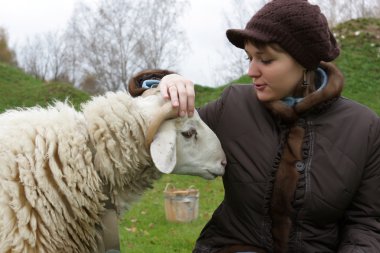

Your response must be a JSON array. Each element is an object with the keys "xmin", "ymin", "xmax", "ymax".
[{"xmin": 159, "ymin": 74, "xmax": 195, "ymax": 117}]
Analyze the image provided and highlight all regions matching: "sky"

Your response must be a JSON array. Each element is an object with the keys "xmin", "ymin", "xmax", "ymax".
[{"xmin": 0, "ymin": 0, "xmax": 249, "ymax": 87}]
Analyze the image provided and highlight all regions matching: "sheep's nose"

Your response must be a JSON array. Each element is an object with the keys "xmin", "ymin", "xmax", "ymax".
[{"xmin": 221, "ymin": 160, "xmax": 227, "ymax": 167}]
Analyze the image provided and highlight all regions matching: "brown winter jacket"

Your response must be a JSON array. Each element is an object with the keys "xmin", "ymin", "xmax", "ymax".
[{"xmin": 193, "ymin": 64, "xmax": 380, "ymax": 252}]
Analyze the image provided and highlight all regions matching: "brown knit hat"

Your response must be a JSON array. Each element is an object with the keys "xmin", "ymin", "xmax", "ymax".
[{"xmin": 226, "ymin": 0, "xmax": 340, "ymax": 70}]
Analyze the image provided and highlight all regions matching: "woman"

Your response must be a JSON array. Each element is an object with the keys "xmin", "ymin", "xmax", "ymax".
[{"xmin": 128, "ymin": 0, "xmax": 380, "ymax": 252}]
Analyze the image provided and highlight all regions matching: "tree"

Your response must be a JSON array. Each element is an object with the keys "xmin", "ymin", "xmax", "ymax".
[
  {"xmin": 0, "ymin": 27, "xmax": 16, "ymax": 65},
  {"xmin": 19, "ymin": 35, "xmax": 49, "ymax": 80},
  {"xmin": 16, "ymin": 0, "xmax": 188, "ymax": 92},
  {"xmin": 79, "ymin": 74, "xmax": 105, "ymax": 95},
  {"xmin": 18, "ymin": 31, "xmax": 69, "ymax": 82},
  {"xmin": 63, "ymin": 0, "xmax": 188, "ymax": 92},
  {"xmin": 214, "ymin": 0, "xmax": 266, "ymax": 84},
  {"xmin": 314, "ymin": 0, "xmax": 380, "ymax": 26},
  {"xmin": 134, "ymin": 0, "xmax": 189, "ymax": 70}
]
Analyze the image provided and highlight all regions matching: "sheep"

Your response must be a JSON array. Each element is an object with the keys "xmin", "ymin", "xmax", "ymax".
[{"xmin": 0, "ymin": 89, "xmax": 226, "ymax": 253}]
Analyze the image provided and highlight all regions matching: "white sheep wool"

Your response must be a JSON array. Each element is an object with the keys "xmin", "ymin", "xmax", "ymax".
[{"xmin": 0, "ymin": 91, "xmax": 225, "ymax": 253}]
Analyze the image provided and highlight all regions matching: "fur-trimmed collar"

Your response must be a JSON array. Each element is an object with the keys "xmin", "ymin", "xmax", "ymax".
[
  {"xmin": 265, "ymin": 62, "xmax": 344, "ymax": 252},
  {"xmin": 264, "ymin": 62, "xmax": 344, "ymax": 123}
]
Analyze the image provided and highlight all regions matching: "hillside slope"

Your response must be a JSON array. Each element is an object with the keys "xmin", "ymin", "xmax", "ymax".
[
  {"xmin": 333, "ymin": 18, "xmax": 380, "ymax": 114},
  {"xmin": 0, "ymin": 63, "xmax": 90, "ymax": 112}
]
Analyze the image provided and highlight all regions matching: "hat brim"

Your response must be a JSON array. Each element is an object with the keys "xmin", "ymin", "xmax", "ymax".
[{"xmin": 226, "ymin": 28, "xmax": 272, "ymax": 49}]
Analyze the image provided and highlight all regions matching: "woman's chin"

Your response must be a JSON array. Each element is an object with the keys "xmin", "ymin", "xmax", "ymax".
[{"xmin": 256, "ymin": 92, "xmax": 273, "ymax": 102}]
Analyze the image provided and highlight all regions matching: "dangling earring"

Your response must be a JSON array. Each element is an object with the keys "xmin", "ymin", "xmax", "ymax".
[{"xmin": 302, "ymin": 70, "xmax": 309, "ymax": 87}]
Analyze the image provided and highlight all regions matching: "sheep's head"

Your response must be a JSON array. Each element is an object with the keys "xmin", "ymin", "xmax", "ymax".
[{"xmin": 149, "ymin": 110, "xmax": 226, "ymax": 180}]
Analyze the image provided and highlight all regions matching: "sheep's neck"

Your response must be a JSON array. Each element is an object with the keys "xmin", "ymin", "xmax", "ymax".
[{"xmin": 83, "ymin": 92, "xmax": 164, "ymax": 215}]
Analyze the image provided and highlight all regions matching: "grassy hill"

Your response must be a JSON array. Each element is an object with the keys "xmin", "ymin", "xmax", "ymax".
[
  {"xmin": 333, "ymin": 18, "xmax": 380, "ymax": 113},
  {"xmin": 0, "ymin": 63, "xmax": 90, "ymax": 112},
  {"xmin": 0, "ymin": 18, "xmax": 379, "ymax": 253}
]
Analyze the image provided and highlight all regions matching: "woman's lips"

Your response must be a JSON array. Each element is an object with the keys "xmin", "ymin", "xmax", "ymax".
[{"xmin": 254, "ymin": 83, "xmax": 266, "ymax": 91}]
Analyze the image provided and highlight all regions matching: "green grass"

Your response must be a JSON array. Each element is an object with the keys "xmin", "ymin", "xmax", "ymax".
[
  {"xmin": 337, "ymin": 43, "xmax": 380, "ymax": 113},
  {"xmin": 0, "ymin": 63, "xmax": 90, "ymax": 112},
  {"xmin": 120, "ymin": 175, "xmax": 224, "ymax": 252},
  {"xmin": 333, "ymin": 18, "xmax": 380, "ymax": 113},
  {"xmin": 0, "ymin": 18, "xmax": 379, "ymax": 253}
]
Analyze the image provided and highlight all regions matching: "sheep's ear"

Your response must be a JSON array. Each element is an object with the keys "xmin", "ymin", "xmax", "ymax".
[{"xmin": 150, "ymin": 127, "xmax": 176, "ymax": 174}]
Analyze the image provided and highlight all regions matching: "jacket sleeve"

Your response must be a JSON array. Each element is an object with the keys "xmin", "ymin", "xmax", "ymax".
[{"xmin": 338, "ymin": 116, "xmax": 380, "ymax": 252}]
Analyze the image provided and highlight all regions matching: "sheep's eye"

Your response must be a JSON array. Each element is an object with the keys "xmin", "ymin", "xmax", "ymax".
[{"xmin": 181, "ymin": 127, "xmax": 197, "ymax": 139}]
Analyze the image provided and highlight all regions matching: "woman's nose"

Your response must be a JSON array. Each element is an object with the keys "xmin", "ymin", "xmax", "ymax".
[{"xmin": 247, "ymin": 60, "xmax": 260, "ymax": 78}]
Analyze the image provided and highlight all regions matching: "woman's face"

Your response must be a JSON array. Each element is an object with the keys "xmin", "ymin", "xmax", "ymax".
[{"xmin": 244, "ymin": 41, "xmax": 304, "ymax": 102}]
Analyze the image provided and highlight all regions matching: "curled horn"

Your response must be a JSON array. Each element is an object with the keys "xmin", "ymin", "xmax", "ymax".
[{"xmin": 144, "ymin": 101, "xmax": 178, "ymax": 150}]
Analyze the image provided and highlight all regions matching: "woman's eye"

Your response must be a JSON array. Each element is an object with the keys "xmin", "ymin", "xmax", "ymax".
[
  {"xmin": 181, "ymin": 127, "xmax": 197, "ymax": 139},
  {"xmin": 261, "ymin": 59, "xmax": 273, "ymax": 64}
]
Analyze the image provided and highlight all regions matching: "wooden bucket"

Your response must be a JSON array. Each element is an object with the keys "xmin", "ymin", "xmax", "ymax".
[{"xmin": 164, "ymin": 184, "xmax": 199, "ymax": 223}]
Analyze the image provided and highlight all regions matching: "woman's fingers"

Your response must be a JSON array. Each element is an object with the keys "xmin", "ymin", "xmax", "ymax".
[
  {"xmin": 161, "ymin": 83, "xmax": 170, "ymax": 100},
  {"xmin": 177, "ymin": 82, "xmax": 188, "ymax": 117},
  {"xmin": 168, "ymin": 84, "xmax": 180, "ymax": 107},
  {"xmin": 185, "ymin": 81, "xmax": 195, "ymax": 117},
  {"xmin": 159, "ymin": 74, "xmax": 195, "ymax": 117}
]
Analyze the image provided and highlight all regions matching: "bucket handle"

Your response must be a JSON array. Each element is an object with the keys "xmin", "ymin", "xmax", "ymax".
[
  {"xmin": 164, "ymin": 183, "xmax": 176, "ymax": 192},
  {"xmin": 164, "ymin": 183, "xmax": 198, "ymax": 192}
]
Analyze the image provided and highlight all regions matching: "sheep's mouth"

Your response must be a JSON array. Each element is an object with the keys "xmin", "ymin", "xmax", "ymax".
[{"xmin": 206, "ymin": 169, "xmax": 221, "ymax": 179}]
